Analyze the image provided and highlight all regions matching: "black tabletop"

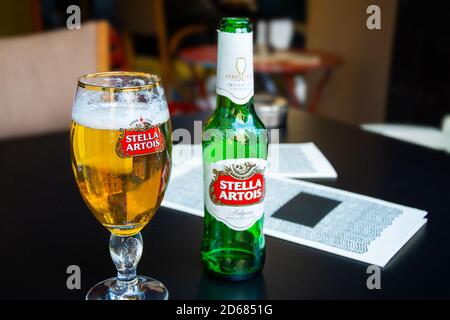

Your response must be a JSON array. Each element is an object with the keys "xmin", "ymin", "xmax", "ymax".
[{"xmin": 1, "ymin": 109, "xmax": 449, "ymax": 300}]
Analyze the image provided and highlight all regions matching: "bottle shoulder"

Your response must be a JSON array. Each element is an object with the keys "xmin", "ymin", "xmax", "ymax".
[{"xmin": 204, "ymin": 98, "xmax": 266, "ymax": 132}]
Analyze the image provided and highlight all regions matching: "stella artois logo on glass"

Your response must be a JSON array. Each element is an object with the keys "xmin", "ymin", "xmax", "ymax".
[{"xmin": 115, "ymin": 118, "xmax": 166, "ymax": 158}]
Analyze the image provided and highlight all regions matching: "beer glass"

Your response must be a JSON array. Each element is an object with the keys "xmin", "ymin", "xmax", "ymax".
[{"xmin": 70, "ymin": 72, "xmax": 172, "ymax": 300}]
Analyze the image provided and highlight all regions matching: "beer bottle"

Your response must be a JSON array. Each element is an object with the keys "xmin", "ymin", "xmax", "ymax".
[{"xmin": 201, "ymin": 17, "xmax": 268, "ymax": 281}]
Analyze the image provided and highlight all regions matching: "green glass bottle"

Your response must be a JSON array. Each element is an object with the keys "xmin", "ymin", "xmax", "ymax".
[{"xmin": 201, "ymin": 17, "xmax": 268, "ymax": 281}]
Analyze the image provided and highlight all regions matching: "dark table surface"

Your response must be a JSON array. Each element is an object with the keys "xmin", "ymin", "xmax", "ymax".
[{"xmin": 1, "ymin": 109, "xmax": 449, "ymax": 300}]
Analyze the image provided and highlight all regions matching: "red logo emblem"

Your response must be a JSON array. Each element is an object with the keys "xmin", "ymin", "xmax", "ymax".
[
  {"xmin": 210, "ymin": 162, "xmax": 265, "ymax": 206},
  {"xmin": 116, "ymin": 123, "xmax": 165, "ymax": 158}
]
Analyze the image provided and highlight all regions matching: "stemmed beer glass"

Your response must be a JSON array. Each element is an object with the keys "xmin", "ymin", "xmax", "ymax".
[{"xmin": 70, "ymin": 72, "xmax": 172, "ymax": 300}]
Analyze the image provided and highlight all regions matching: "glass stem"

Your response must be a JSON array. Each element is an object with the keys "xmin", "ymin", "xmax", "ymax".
[{"xmin": 109, "ymin": 232, "xmax": 143, "ymax": 297}]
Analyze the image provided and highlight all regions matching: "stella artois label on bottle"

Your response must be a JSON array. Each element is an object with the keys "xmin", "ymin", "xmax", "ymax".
[
  {"xmin": 204, "ymin": 158, "xmax": 266, "ymax": 231},
  {"xmin": 116, "ymin": 119, "xmax": 165, "ymax": 158},
  {"xmin": 216, "ymin": 31, "xmax": 254, "ymax": 105}
]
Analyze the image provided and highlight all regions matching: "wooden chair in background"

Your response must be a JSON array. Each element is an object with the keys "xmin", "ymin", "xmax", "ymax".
[
  {"xmin": 118, "ymin": 0, "xmax": 171, "ymax": 85},
  {"xmin": 118, "ymin": 0, "xmax": 208, "ymax": 100}
]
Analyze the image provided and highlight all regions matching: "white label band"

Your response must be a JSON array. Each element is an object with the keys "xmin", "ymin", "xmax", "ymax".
[{"xmin": 216, "ymin": 31, "xmax": 254, "ymax": 105}]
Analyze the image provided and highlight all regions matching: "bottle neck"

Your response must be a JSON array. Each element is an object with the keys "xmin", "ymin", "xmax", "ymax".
[
  {"xmin": 215, "ymin": 95, "xmax": 256, "ymax": 128},
  {"xmin": 217, "ymin": 95, "xmax": 254, "ymax": 111}
]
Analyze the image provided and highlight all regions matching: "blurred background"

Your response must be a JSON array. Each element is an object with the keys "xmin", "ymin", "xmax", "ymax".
[{"xmin": 0, "ymin": 0, "xmax": 449, "ymax": 151}]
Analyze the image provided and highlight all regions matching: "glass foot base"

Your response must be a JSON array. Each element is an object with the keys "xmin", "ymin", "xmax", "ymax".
[{"xmin": 86, "ymin": 276, "xmax": 169, "ymax": 300}]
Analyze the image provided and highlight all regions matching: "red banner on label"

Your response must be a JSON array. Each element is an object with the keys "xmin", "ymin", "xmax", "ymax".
[
  {"xmin": 116, "ymin": 126, "xmax": 165, "ymax": 158},
  {"xmin": 210, "ymin": 172, "xmax": 264, "ymax": 206}
]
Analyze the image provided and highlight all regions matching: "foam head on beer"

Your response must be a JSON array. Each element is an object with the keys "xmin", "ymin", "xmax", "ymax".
[{"xmin": 72, "ymin": 75, "xmax": 170, "ymax": 131}]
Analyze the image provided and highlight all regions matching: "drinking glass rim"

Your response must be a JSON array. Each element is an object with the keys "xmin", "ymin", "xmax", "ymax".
[{"xmin": 77, "ymin": 71, "xmax": 161, "ymax": 92}]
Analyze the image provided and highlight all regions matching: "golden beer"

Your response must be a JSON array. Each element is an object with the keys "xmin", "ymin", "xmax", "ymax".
[{"xmin": 70, "ymin": 120, "xmax": 172, "ymax": 236}]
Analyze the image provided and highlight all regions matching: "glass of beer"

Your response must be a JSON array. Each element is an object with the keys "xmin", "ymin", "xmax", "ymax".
[{"xmin": 70, "ymin": 72, "xmax": 172, "ymax": 300}]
